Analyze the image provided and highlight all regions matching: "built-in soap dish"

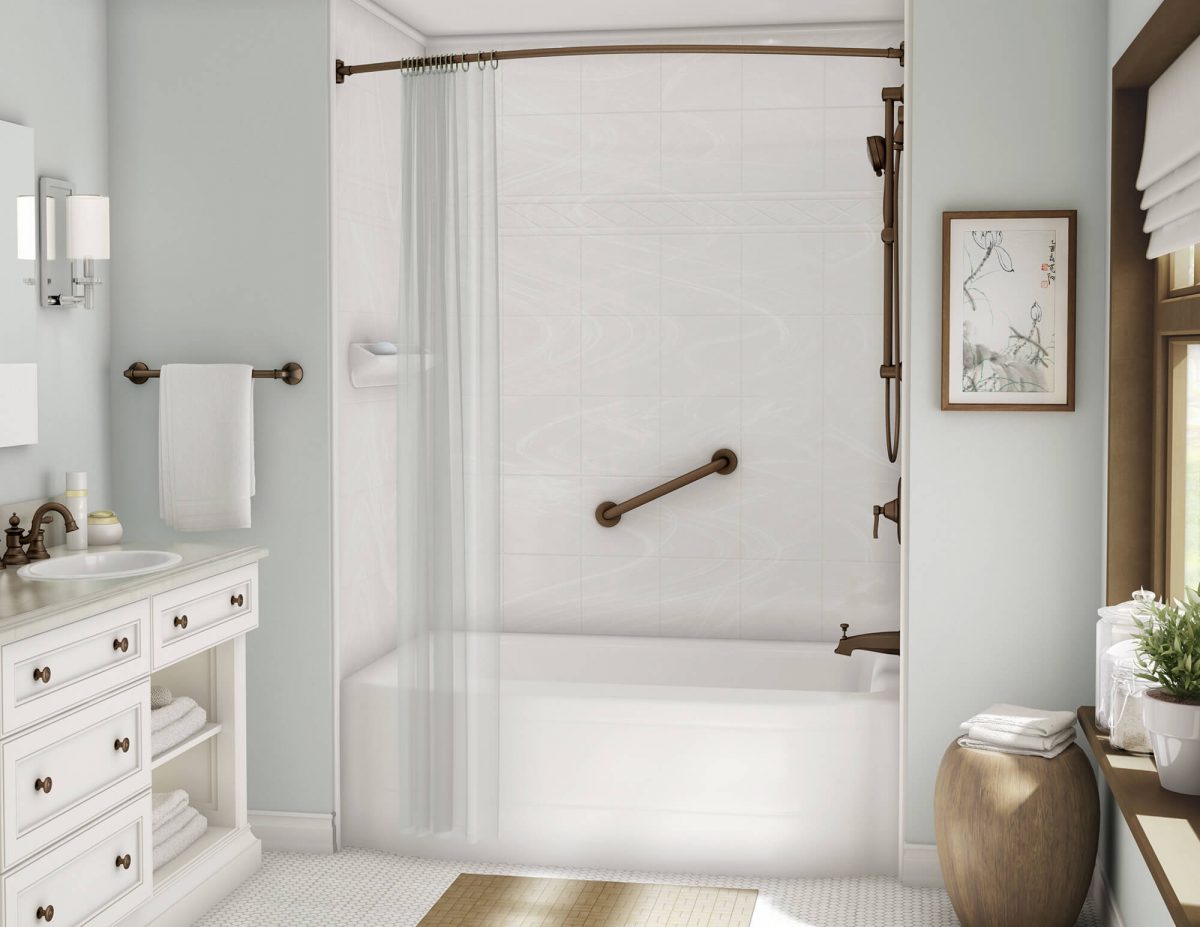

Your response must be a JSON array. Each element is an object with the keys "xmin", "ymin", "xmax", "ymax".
[{"xmin": 348, "ymin": 342, "xmax": 398, "ymax": 388}]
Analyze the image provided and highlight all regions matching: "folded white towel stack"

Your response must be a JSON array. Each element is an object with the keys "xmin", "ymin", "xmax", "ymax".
[
  {"xmin": 958, "ymin": 703, "xmax": 1077, "ymax": 759},
  {"xmin": 150, "ymin": 696, "xmax": 208, "ymax": 757},
  {"xmin": 151, "ymin": 791, "xmax": 208, "ymax": 871},
  {"xmin": 158, "ymin": 364, "xmax": 255, "ymax": 531},
  {"xmin": 152, "ymin": 789, "xmax": 189, "ymax": 829},
  {"xmin": 150, "ymin": 685, "xmax": 173, "ymax": 710}
]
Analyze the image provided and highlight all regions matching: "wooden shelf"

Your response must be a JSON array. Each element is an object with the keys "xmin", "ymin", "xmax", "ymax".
[
  {"xmin": 1079, "ymin": 707, "xmax": 1200, "ymax": 926},
  {"xmin": 151, "ymin": 722, "xmax": 223, "ymax": 770}
]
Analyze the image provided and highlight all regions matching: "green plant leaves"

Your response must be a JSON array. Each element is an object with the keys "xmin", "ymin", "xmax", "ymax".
[{"xmin": 1136, "ymin": 589, "xmax": 1200, "ymax": 701}]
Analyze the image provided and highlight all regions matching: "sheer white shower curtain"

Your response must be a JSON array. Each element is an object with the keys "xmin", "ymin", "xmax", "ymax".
[{"xmin": 396, "ymin": 65, "xmax": 499, "ymax": 840}]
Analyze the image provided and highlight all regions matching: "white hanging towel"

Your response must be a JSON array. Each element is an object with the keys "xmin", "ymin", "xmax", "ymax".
[{"xmin": 158, "ymin": 364, "xmax": 255, "ymax": 530}]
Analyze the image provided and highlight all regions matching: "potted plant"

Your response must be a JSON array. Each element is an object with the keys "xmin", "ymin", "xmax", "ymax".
[{"xmin": 1136, "ymin": 590, "xmax": 1200, "ymax": 795}]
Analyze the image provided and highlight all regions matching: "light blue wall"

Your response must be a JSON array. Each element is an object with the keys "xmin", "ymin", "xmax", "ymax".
[
  {"xmin": 906, "ymin": 0, "xmax": 1108, "ymax": 846},
  {"xmin": 0, "ymin": 0, "xmax": 111, "ymax": 510},
  {"xmin": 107, "ymin": 0, "xmax": 334, "ymax": 815}
]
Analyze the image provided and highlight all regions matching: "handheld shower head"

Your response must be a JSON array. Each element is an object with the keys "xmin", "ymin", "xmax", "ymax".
[{"xmin": 866, "ymin": 135, "xmax": 886, "ymax": 177}]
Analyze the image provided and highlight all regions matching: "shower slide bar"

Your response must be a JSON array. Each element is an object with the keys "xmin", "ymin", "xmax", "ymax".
[{"xmin": 594, "ymin": 449, "xmax": 737, "ymax": 527}]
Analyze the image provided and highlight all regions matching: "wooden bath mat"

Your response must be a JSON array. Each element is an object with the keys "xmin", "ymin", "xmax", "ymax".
[{"xmin": 417, "ymin": 874, "xmax": 758, "ymax": 926}]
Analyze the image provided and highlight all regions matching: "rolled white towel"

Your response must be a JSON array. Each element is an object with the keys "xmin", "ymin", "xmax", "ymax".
[
  {"xmin": 965, "ymin": 725, "xmax": 1076, "ymax": 753},
  {"xmin": 154, "ymin": 808, "xmax": 208, "ymax": 870},
  {"xmin": 960, "ymin": 704, "xmax": 1076, "ymax": 738},
  {"xmin": 151, "ymin": 696, "xmax": 198, "ymax": 733},
  {"xmin": 152, "ymin": 704, "xmax": 207, "ymax": 758},
  {"xmin": 152, "ymin": 790, "xmax": 189, "ymax": 829},
  {"xmin": 957, "ymin": 730, "xmax": 1076, "ymax": 760},
  {"xmin": 154, "ymin": 803, "xmax": 198, "ymax": 845},
  {"xmin": 151, "ymin": 686, "xmax": 173, "ymax": 710}
]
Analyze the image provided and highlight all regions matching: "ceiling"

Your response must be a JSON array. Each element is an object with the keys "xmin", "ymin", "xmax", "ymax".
[{"xmin": 376, "ymin": 0, "xmax": 903, "ymax": 38}]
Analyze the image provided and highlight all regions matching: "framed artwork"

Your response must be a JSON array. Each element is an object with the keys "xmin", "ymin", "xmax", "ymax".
[{"xmin": 942, "ymin": 210, "xmax": 1076, "ymax": 411}]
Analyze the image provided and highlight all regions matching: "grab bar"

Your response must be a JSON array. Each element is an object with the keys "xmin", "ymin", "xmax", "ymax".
[{"xmin": 595, "ymin": 449, "xmax": 738, "ymax": 527}]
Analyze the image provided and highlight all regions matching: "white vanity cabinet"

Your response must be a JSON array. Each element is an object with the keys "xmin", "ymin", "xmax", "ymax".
[{"xmin": 0, "ymin": 544, "xmax": 265, "ymax": 927}]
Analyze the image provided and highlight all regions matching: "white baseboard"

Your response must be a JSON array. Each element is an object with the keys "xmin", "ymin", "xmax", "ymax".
[
  {"xmin": 249, "ymin": 810, "xmax": 336, "ymax": 854},
  {"xmin": 900, "ymin": 842, "xmax": 944, "ymax": 888},
  {"xmin": 1089, "ymin": 863, "xmax": 1125, "ymax": 927}
]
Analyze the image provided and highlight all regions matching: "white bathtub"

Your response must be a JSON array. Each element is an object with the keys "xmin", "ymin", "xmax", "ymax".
[{"xmin": 341, "ymin": 633, "xmax": 899, "ymax": 877}]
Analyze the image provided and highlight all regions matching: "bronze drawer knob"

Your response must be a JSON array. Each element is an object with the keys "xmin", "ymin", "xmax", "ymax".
[
  {"xmin": 37, "ymin": 905, "xmax": 54, "ymax": 922},
  {"xmin": 173, "ymin": 615, "xmax": 188, "ymax": 630},
  {"xmin": 113, "ymin": 637, "xmax": 129, "ymax": 653},
  {"xmin": 33, "ymin": 666, "xmax": 51, "ymax": 684},
  {"xmin": 115, "ymin": 853, "xmax": 131, "ymax": 870},
  {"xmin": 35, "ymin": 776, "xmax": 52, "ymax": 794},
  {"xmin": 114, "ymin": 737, "xmax": 130, "ymax": 753},
  {"xmin": 231, "ymin": 593, "xmax": 244, "ymax": 607}
]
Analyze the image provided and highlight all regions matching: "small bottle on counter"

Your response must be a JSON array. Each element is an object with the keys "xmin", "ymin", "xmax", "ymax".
[{"xmin": 64, "ymin": 471, "xmax": 88, "ymax": 550}]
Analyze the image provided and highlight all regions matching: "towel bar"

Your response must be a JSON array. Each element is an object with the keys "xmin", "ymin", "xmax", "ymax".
[{"xmin": 123, "ymin": 361, "xmax": 304, "ymax": 385}]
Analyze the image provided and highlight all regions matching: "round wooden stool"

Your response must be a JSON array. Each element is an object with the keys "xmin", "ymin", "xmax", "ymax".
[{"xmin": 934, "ymin": 741, "xmax": 1098, "ymax": 927}]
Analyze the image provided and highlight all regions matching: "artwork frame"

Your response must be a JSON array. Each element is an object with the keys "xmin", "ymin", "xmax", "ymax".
[{"xmin": 942, "ymin": 210, "xmax": 1076, "ymax": 411}]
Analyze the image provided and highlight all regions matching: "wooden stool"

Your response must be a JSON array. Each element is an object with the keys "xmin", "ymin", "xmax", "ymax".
[{"xmin": 934, "ymin": 741, "xmax": 1098, "ymax": 927}]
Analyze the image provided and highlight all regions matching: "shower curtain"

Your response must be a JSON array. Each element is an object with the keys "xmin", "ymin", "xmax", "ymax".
[{"xmin": 396, "ymin": 64, "xmax": 500, "ymax": 840}]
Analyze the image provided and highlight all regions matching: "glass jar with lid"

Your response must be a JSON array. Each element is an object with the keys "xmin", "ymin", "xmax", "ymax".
[{"xmin": 1096, "ymin": 588, "xmax": 1155, "ymax": 731}]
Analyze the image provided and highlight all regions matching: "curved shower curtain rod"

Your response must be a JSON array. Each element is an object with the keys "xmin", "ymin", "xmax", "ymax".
[{"xmin": 335, "ymin": 41, "xmax": 904, "ymax": 83}]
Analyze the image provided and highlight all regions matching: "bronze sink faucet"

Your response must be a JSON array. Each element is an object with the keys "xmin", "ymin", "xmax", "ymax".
[
  {"xmin": 835, "ymin": 623, "xmax": 900, "ymax": 657},
  {"xmin": 1, "ymin": 504, "xmax": 80, "ymax": 569}
]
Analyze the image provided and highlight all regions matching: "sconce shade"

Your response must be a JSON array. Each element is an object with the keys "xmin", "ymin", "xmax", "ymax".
[
  {"xmin": 16, "ymin": 196, "xmax": 35, "ymax": 261},
  {"xmin": 66, "ymin": 194, "xmax": 109, "ymax": 260}
]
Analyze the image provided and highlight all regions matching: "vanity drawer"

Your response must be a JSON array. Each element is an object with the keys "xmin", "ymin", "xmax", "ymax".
[
  {"xmin": 1, "ymin": 600, "xmax": 151, "ymax": 735},
  {"xmin": 151, "ymin": 564, "xmax": 258, "ymax": 668},
  {"xmin": 2, "ymin": 791, "xmax": 151, "ymax": 927},
  {"xmin": 1, "ymin": 684, "xmax": 150, "ymax": 870}
]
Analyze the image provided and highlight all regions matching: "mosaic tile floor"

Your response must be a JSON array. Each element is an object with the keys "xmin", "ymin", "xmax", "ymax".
[{"xmin": 196, "ymin": 848, "xmax": 1103, "ymax": 927}]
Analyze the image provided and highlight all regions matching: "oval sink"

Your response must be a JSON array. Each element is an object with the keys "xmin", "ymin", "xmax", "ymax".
[{"xmin": 17, "ymin": 550, "xmax": 183, "ymax": 581}]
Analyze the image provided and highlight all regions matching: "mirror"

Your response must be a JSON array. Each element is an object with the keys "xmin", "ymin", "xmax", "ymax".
[
  {"xmin": 1, "ymin": 119, "xmax": 35, "ymax": 359},
  {"xmin": 39, "ymin": 176, "xmax": 77, "ymax": 308}
]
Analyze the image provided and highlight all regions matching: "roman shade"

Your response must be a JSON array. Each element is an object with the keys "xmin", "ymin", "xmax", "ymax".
[{"xmin": 1137, "ymin": 35, "xmax": 1200, "ymax": 258}]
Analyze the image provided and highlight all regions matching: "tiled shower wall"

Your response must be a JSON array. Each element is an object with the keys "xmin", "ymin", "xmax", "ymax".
[{"xmin": 492, "ymin": 25, "xmax": 903, "ymax": 641}]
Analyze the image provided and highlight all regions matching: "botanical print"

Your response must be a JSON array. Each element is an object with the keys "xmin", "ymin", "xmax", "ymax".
[{"xmin": 960, "ymin": 228, "xmax": 1057, "ymax": 393}]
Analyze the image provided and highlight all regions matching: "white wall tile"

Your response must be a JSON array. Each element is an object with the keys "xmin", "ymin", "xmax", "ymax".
[
  {"xmin": 503, "ymin": 316, "xmax": 581, "ymax": 395},
  {"xmin": 582, "ymin": 55, "xmax": 661, "ymax": 113},
  {"xmin": 822, "ymin": 316, "xmax": 890, "ymax": 483},
  {"xmin": 739, "ymin": 470, "xmax": 821, "ymax": 561},
  {"xmin": 502, "ymin": 396, "xmax": 582, "ymax": 475},
  {"xmin": 742, "ymin": 55, "xmax": 825, "ymax": 109},
  {"xmin": 581, "ymin": 235, "xmax": 660, "ymax": 316},
  {"xmin": 581, "ymin": 397, "xmax": 661, "ymax": 476},
  {"xmin": 660, "ymin": 472, "xmax": 741, "ymax": 559},
  {"xmin": 501, "ymin": 236, "xmax": 581, "ymax": 316},
  {"xmin": 741, "ymin": 315, "xmax": 822, "ymax": 398},
  {"xmin": 822, "ymin": 477, "xmax": 901, "ymax": 563},
  {"xmin": 741, "ymin": 397, "xmax": 821, "ymax": 482},
  {"xmin": 581, "ymin": 556, "xmax": 661, "ymax": 635},
  {"xmin": 581, "ymin": 316, "xmax": 661, "ymax": 396},
  {"xmin": 825, "ymin": 107, "xmax": 884, "ymax": 191},
  {"xmin": 743, "ymin": 110, "xmax": 823, "ymax": 192},
  {"xmin": 583, "ymin": 476, "xmax": 661, "ymax": 557},
  {"xmin": 824, "ymin": 231, "xmax": 881, "ymax": 316},
  {"xmin": 659, "ymin": 397, "xmax": 740, "ymax": 475},
  {"xmin": 660, "ymin": 558, "xmax": 740, "ymax": 638},
  {"xmin": 824, "ymin": 56, "xmax": 904, "ymax": 108},
  {"xmin": 501, "ymin": 115, "xmax": 581, "ymax": 195},
  {"xmin": 661, "ymin": 235, "xmax": 741, "ymax": 316},
  {"xmin": 503, "ymin": 554, "xmax": 582, "ymax": 633},
  {"xmin": 821, "ymin": 560, "xmax": 900, "ymax": 640},
  {"xmin": 502, "ymin": 57, "xmax": 581, "ymax": 115},
  {"xmin": 661, "ymin": 111, "xmax": 742, "ymax": 193},
  {"xmin": 661, "ymin": 54, "xmax": 742, "ymax": 111},
  {"xmin": 739, "ymin": 560, "xmax": 822, "ymax": 640},
  {"xmin": 582, "ymin": 113, "xmax": 661, "ymax": 194},
  {"xmin": 661, "ymin": 316, "xmax": 741, "ymax": 397},
  {"xmin": 503, "ymin": 475, "xmax": 582, "ymax": 556},
  {"xmin": 741, "ymin": 233, "xmax": 823, "ymax": 316}
]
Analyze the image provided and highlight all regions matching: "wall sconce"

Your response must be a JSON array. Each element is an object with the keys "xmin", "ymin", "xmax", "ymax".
[{"xmin": 34, "ymin": 178, "xmax": 109, "ymax": 309}]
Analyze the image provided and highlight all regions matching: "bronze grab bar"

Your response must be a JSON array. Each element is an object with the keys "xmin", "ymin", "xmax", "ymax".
[
  {"xmin": 123, "ymin": 361, "xmax": 304, "ymax": 385},
  {"xmin": 595, "ymin": 449, "xmax": 737, "ymax": 527}
]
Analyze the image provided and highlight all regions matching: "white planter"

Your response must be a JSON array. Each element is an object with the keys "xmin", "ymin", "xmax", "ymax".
[{"xmin": 1143, "ymin": 689, "xmax": 1200, "ymax": 795}]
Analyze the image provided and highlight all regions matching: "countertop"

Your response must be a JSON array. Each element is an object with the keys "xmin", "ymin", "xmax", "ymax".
[
  {"xmin": 0, "ymin": 542, "xmax": 267, "ymax": 641},
  {"xmin": 1079, "ymin": 707, "xmax": 1200, "ymax": 927}
]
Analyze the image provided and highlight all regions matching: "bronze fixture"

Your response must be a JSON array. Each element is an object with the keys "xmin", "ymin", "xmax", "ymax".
[
  {"xmin": 231, "ymin": 593, "xmax": 244, "ymax": 607},
  {"xmin": 114, "ymin": 737, "xmax": 130, "ymax": 753},
  {"xmin": 336, "ymin": 41, "xmax": 904, "ymax": 83},
  {"xmin": 35, "ymin": 777, "xmax": 52, "ymax": 794},
  {"xmin": 113, "ymin": 637, "xmax": 130, "ymax": 653},
  {"xmin": 33, "ymin": 666, "xmax": 51, "ymax": 684},
  {"xmin": 2, "ymin": 506, "xmax": 80, "ymax": 569},
  {"xmin": 174, "ymin": 615, "xmax": 188, "ymax": 629},
  {"xmin": 872, "ymin": 478, "xmax": 902, "ymax": 542},
  {"xmin": 596, "ymin": 449, "xmax": 737, "ymax": 527},
  {"xmin": 36, "ymin": 905, "xmax": 53, "ymax": 922},
  {"xmin": 835, "ymin": 623, "xmax": 901, "ymax": 657},
  {"xmin": 124, "ymin": 361, "xmax": 304, "ymax": 386},
  {"xmin": 876, "ymin": 87, "xmax": 904, "ymax": 465},
  {"xmin": 115, "ymin": 854, "xmax": 131, "ymax": 870}
]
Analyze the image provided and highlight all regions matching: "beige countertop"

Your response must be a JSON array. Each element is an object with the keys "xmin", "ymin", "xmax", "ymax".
[{"xmin": 0, "ymin": 543, "xmax": 267, "ymax": 642}]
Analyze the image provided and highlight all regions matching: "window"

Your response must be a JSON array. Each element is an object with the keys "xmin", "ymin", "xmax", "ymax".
[
  {"xmin": 1169, "ymin": 244, "xmax": 1200, "ymax": 295},
  {"xmin": 1167, "ymin": 340, "xmax": 1200, "ymax": 597}
]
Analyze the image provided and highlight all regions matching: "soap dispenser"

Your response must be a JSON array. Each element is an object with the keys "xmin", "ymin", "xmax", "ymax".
[{"xmin": 64, "ymin": 472, "xmax": 88, "ymax": 550}]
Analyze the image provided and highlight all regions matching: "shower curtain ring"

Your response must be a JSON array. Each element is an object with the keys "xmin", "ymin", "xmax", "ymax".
[
  {"xmin": 477, "ymin": 51, "xmax": 485, "ymax": 70},
  {"xmin": 490, "ymin": 50, "xmax": 499, "ymax": 69},
  {"xmin": 460, "ymin": 55, "xmax": 469, "ymax": 72}
]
